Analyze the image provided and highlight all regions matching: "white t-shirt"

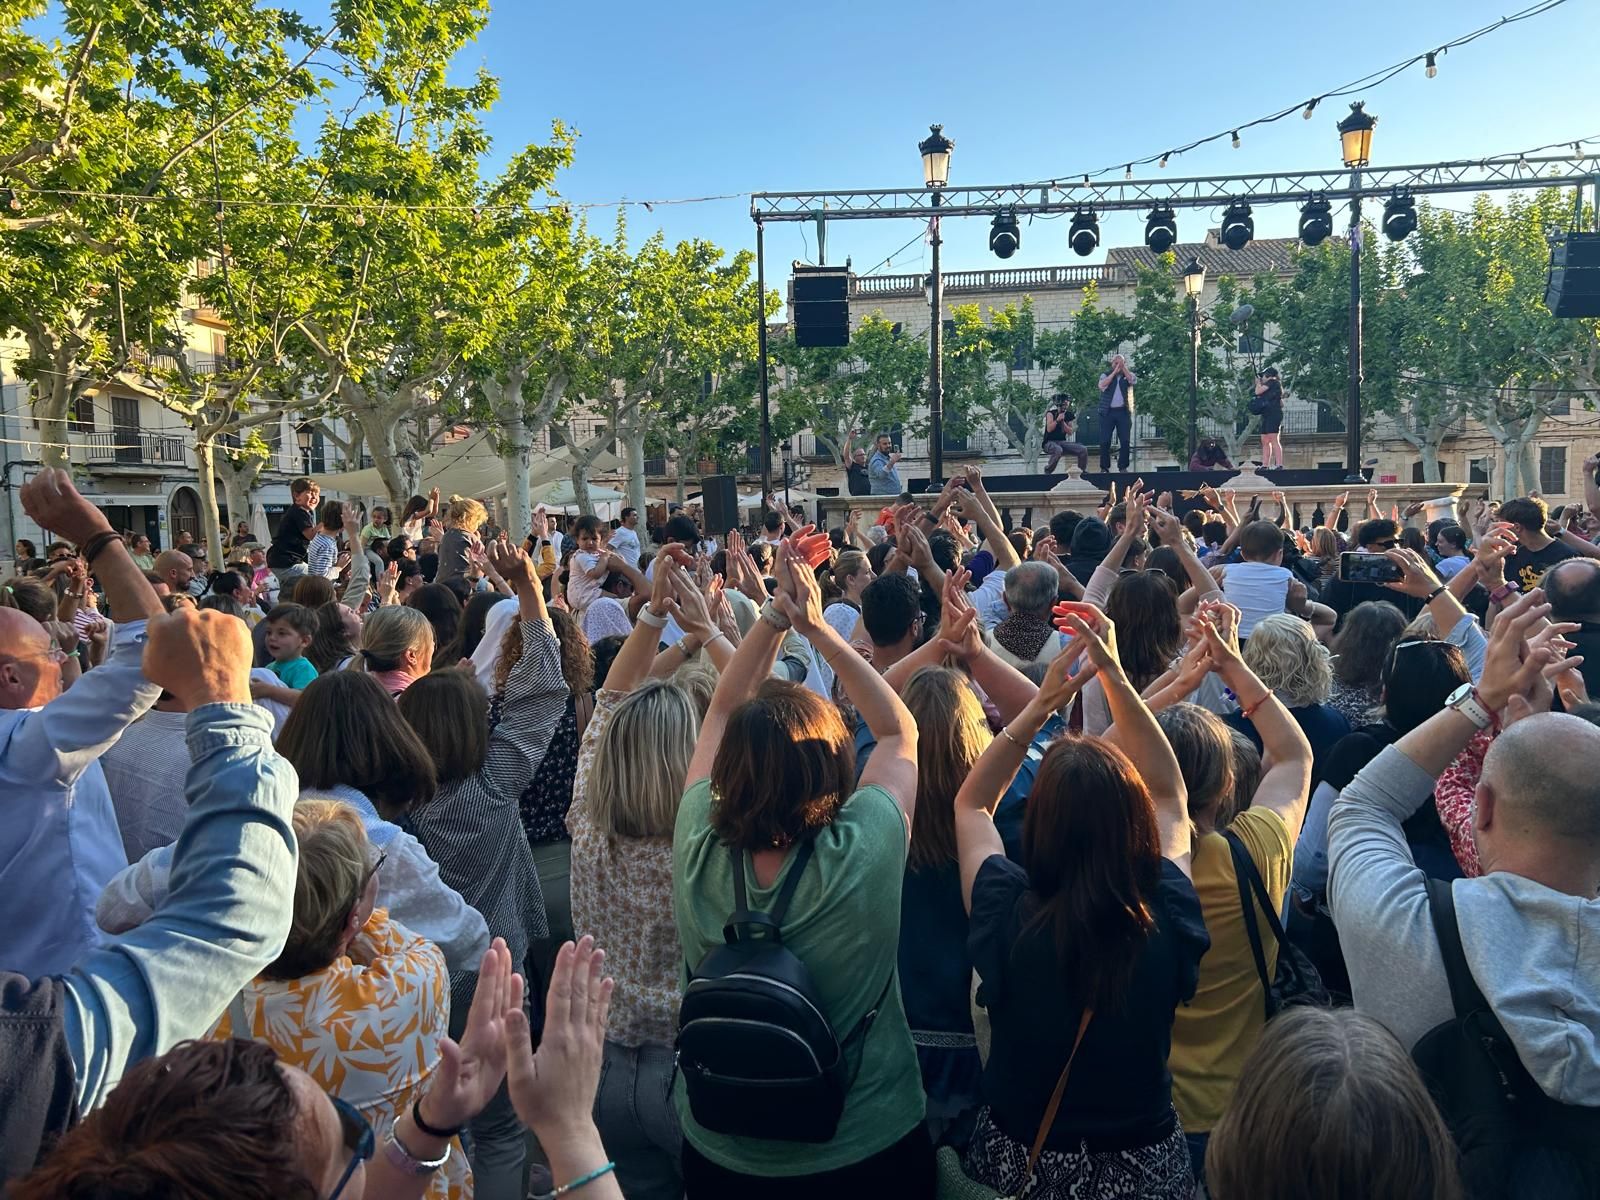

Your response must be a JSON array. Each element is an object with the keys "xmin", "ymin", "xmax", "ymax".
[
  {"xmin": 1221, "ymin": 560, "xmax": 1293, "ymax": 638},
  {"xmin": 609, "ymin": 525, "xmax": 641, "ymax": 569}
]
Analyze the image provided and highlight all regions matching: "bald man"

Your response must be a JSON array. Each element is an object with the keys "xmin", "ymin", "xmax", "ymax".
[
  {"xmin": 0, "ymin": 469, "xmax": 164, "ymax": 978},
  {"xmin": 1329, "ymin": 589, "xmax": 1600, "ymax": 1175},
  {"xmin": 1542, "ymin": 556, "xmax": 1600, "ymax": 701},
  {"xmin": 151, "ymin": 548, "xmax": 196, "ymax": 597}
]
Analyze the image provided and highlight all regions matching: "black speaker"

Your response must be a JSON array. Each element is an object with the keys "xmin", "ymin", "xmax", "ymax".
[
  {"xmin": 791, "ymin": 264, "xmax": 850, "ymax": 347},
  {"xmin": 700, "ymin": 474, "xmax": 739, "ymax": 536},
  {"xmin": 1545, "ymin": 232, "xmax": 1600, "ymax": 317}
]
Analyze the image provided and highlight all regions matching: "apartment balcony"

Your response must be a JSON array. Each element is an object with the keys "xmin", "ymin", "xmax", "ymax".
[
  {"xmin": 852, "ymin": 263, "xmax": 1128, "ymax": 299},
  {"xmin": 84, "ymin": 430, "xmax": 188, "ymax": 468}
]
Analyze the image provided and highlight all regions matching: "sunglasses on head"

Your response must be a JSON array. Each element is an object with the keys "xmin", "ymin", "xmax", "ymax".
[{"xmin": 327, "ymin": 1095, "xmax": 374, "ymax": 1200}]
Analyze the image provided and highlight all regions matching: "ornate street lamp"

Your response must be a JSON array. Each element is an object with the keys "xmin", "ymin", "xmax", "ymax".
[
  {"xmin": 1337, "ymin": 102, "xmax": 1377, "ymax": 481},
  {"xmin": 920, "ymin": 125, "xmax": 954, "ymax": 486},
  {"xmin": 1183, "ymin": 257, "xmax": 1207, "ymax": 462},
  {"xmin": 1338, "ymin": 102, "xmax": 1378, "ymax": 168}
]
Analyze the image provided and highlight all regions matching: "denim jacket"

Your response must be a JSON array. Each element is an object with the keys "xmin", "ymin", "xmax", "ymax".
[{"xmin": 0, "ymin": 619, "xmax": 160, "ymax": 977}]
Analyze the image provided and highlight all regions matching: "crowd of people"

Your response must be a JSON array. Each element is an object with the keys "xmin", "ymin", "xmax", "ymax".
[{"xmin": 0, "ymin": 457, "xmax": 1596, "ymax": 1200}]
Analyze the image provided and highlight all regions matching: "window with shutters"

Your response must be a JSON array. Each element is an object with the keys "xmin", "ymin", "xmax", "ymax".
[{"xmin": 1539, "ymin": 445, "xmax": 1567, "ymax": 495}]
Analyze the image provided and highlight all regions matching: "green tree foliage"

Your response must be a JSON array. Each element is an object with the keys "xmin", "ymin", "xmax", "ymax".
[
  {"xmin": 942, "ymin": 300, "xmax": 1050, "ymax": 470},
  {"xmin": 771, "ymin": 314, "xmax": 927, "ymax": 466}
]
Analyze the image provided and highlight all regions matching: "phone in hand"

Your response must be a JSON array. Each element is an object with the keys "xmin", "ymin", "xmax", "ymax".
[{"xmin": 1338, "ymin": 552, "xmax": 1404, "ymax": 584}]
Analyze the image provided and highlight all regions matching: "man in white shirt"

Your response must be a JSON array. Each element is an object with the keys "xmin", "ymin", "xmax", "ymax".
[
  {"xmin": 100, "ymin": 694, "xmax": 192, "ymax": 863},
  {"xmin": 608, "ymin": 506, "xmax": 642, "ymax": 569}
]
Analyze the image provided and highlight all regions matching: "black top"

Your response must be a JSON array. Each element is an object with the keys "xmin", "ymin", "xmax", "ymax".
[
  {"xmin": 1506, "ymin": 538, "xmax": 1580, "ymax": 592},
  {"xmin": 969, "ymin": 854, "xmax": 1208, "ymax": 1152},
  {"xmin": 1042, "ymin": 411, "xmax": 1073, "ymax": 443},
  {"xmin": 846, "ymin": 461, "xmax": 870, "ymax": 497},
  {"xmin": 1224, "ymin": 703, "xmax": 1351, "ymax": 792},
  {"xmin": 266, "ymin": 505, "xmax": 313, "ymax": 568},
  {"xmin": 1256, "ymin": 379, "xmax": 1282, "ymax": 411}
]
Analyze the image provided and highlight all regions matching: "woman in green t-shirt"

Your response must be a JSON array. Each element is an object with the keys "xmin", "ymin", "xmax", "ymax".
[{"xmin": 672, "ymin": 535, "xmax": 932, "ymax": 1197}]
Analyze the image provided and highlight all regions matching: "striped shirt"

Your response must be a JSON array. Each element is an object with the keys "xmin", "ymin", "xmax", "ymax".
[
  {"xmin": 410, "ymin": 618, "xmax": 567, "ymax": 999},
  {"xmin": 306, "ymin": 531, "xmax": 339, "ymax": 579}
]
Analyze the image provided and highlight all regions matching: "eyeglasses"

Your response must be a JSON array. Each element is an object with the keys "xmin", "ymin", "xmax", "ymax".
[
  {"xmin": 1370, "ymin": 539, "xmax": 1399, "ymax": 550},
  {"xmin": 0, "ymin": 647, "xmax": 67, "ymax": 669},
  {"xmin": 327, "ymin": 1094, "xmax": 374, "ymax": 1200},
  {"xmin": 360, "ymin": 850, "xmax": 387, "ymax": 892}
]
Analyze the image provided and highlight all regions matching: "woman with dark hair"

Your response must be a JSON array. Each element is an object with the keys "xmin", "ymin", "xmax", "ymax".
[
  {"xmin": 406, "ymin": 582, "xmax": 463, "ymax": 669},
  {"xmin": 1206, "ymin": 1008, "xmax": 1462, "ymax": 1200},
  {"xmin": 953, "ymin": 604, "xmax": 1206, "ymax": 1199},
  {"xmin": 1327, "ymin": 600, "xmax": 1406, "ymax": 725},
  {"xmin": 308, "ymin": 603, "xmax": 361, "ymax": 673},
  {"xmin": 673, "ymin": 537, "xmax": 930, "ymax": 1194},
  {"xmin": 274, "ymin": 670, "xmax": 487, "ymax": 975},
  {"xmin": 287, "ymin": 573, "xmax": 336, "ymax": 609},
  {"xmin": 1252, "ymin": 367, "xmax": 1284, "ymax": 470},
  {"xmin": 439, "ymin": 589, "xmax": 507, "ymax": 664},
  {"xmin": 400, "ymin": 543, "xmax": 565, "ymax": 1200},
  {"xmin": 14, "ymin": 537, "xmax": 43, "ymax": 577},
  {"xmin": 1158, "ymin": 604, "xmax": 1315, "ymax": 1182},
  {"xmin": 398, "ymin": 491, "xmax": 437, "ymax": 541}
]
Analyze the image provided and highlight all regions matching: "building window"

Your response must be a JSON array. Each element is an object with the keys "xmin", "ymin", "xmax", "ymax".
[
  {"xmin": 1468, "ymin": 457, "xmax": 1492, "ymax": 484},
  {"xmin": 1539, "ymin": 445, "xmax": 1567, "ymax": 495},
  {"xmin": 69, "ymin": 395, "xmax": 95, "ymax": 432}
]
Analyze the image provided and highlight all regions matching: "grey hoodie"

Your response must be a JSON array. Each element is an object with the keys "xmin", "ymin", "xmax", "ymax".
[{"xmin": 1328, "ymin": 744, "xmax": 1600, "ymax": 1105}]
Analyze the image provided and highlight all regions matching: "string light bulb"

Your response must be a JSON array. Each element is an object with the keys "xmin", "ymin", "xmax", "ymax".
[
  {"xmin": 1231, "ymin": 131, "xmax": 1241, "ymax": 149},
  {"xmin": 1302, "ymin": 99, "xmax": 1318, "ymax": 120},
  {"xmin": 1159, "ymin": 152, "xmax": 1169, "ymax": 169},
  {"xmin": 212, "ymin": 202, "xmax": 225, "ymax": 222},
  {"xmin": 352, "ymin": 210, "xmax": 366, "ymax": 226},
  {"xmin": 1124, "ymin": 164, "xmax": 1133, "ymax": 180},
  {"xmin": 1425, "ymin": 52, "xmax": 1437, "ymax": 78},
  {"xmin": 4, "ymin": 188, "xmax": 19, "ymax": 212}
]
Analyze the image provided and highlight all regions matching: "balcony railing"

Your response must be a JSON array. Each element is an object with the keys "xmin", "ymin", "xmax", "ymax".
[
  {"xmin": 84, "ymin": 431, "xmax": 188, "ymax": 467},
  {"xmin": 852, "ymin": 264, "xmax": 1128, "ymax": 298}
]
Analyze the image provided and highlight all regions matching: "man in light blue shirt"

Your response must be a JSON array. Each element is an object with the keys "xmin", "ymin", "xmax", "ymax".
[
  {"xmin": 868, "ymin": 432, "xmax": 903, "ymax": 496},
  {"xmin": 0, "ymin": 470, "xmax": 165, "ymax": 978},
  {"xmin": 0, "ymin": 596, "xmax": 299, "ymax": 1176}
]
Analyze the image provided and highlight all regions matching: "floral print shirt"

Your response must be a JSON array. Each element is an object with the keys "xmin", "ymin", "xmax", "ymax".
[{"xmin": 212, "ymin": 909, "xmax": 469, "ymax": 1199}]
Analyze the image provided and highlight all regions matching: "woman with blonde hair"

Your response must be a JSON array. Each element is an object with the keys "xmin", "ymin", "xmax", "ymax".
[
  {"xmin": 1307, "ymin": 526, "xmax": 1341, "ymax": 586},
  {"xmin": 1223, "ymin": 611, "xmax": 1349, "ymax": 788},
  {"xmin": 1205, "ymin": 1008, "xmax": 1462, "ymax": 1200},
  {"xmin": 357, "ymin": 604, "xmax": 434, "ymax": 695},
  {"xmin": 211, "ymin": 797, "xmax": 469, "ymax": 1199},
  {"xmin": 567, "ymin": 552, "xmax": 731, "ymax": 1199},
  {"xmin": 435, "ymin": 496, "xmax": 487, "ymax": 588}
]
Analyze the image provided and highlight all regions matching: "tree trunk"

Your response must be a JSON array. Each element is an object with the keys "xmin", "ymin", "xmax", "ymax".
[
  {"xmin": 623, "ymin": 427, "xmax": 647, "ymax": 518},
  {"xmin": 216, "ymin": 453, "xmax": 265, "ymax": 543},
  {"xmin": 340, "ymin": 378, "xmax": 424, "ymax": 511},
  {"xmin": 24, "ymin": 329, "xmax": 74, "ymax": 470},
  {"xmin": 497, "ymin": 409, "xmax": 535, "ymax": 546},
  {"xmin": 568, "ymin": 460, "xmax": 593, "ymax": 516},
  {"xmin": 192, "ymin": 438, "xmax": 226, "ymax": 569}
]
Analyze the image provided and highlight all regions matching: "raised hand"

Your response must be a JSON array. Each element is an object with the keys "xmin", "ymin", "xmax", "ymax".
[
  {"xmin": 143, "ymin": 606, "xmax": 252, "ymax": 708},
  {"xmin": 504, "ymin": 937, "xmax": 612, "ymax": 1144},
  {"xmin": 488, "ymin": 540, "xmax": 535, "ymax": 589},
  {"xmin": 420, "ymin": 939, "xmax": 521, "ymax": 1133},
  {"xmin": 772, "ymin": 544, "xmax": 825, "ymax": 634},
  {"xmin": 785, "ymin": 523, "xmax": 832, "ymax": 571},
  {"xmin": 1381, "ymin": 547, "xmax": 1443, "ymax": 599},
  {"xmin": 1053, "ymin": 601, "xmax": 1121, "ymax": 677},
  {"xmin": 20, "ymin": 468, "xmax": 113, "ymax": 545},
  {"xmin": 1148, "ymin": 506, "xmax": 1183, "ymax": 547},
  {"xmin": 666, "ymin": 564, "xmax": 716, "ymax": 638}
]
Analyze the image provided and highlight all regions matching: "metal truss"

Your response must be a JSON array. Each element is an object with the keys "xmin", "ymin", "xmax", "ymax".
[{"xmin": 752, "ymin": 153, "xmax": 1600, "ymax": 221}]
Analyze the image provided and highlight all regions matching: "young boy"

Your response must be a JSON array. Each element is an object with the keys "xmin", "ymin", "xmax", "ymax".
[
  {"xmin": 563, "ymin": 514, "xmax": 612, "ymax": 616},
  {"xmin": 263, "ymin": 602, "xmax": 319, "ymax": 689}
]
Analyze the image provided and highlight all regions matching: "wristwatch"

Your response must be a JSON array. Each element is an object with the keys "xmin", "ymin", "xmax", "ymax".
[
  {"xmin": 383, "ymin": 1125, "xmax": 451, "ymax": 1176},
  {"xmin": 1446, "ymin": 683, "xmax": 1494, "ymax": 731},
  {"xmin": 1489, "ymin": 581, "xmax": 1521, "ymax": 606}
]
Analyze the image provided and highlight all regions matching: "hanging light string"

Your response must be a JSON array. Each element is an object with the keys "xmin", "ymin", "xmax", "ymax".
[{"xmin": 1026, "ymin": 0, "xmax": 1571, "ymax": 190}]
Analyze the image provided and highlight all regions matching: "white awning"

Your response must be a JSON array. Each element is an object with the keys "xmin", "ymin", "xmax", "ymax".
[{"xmin": 316, "ymin": 433, "xmax": 618, "ymax": 500}]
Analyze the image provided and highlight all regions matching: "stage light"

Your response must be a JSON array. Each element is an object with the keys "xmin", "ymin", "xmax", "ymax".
[
  {"xmin": 1068, "ymin": 207, "xmax": 1099, "ymax": 257},
  {"xmin": 1298, "ymin": 195, "xmax": 1334, "ymax": 246},
  {"xmin": 1144, "ymin": 206, "xmax": 1178, "ymax": 254},
  {"xmin": 919, "ymin": 124, "xmax": 953, "ymax": 188},
  {"xmin": 1338, "ymin": 101, "xmax": 1377, "ymax": 168},
  {"xmin": 1382, "ymin": 191, "xmax": 1418, "ymax": 241},
  {"xmin": 1220, "ymin": 201, "xmax": 1254, "ymax": 251},
  {"xmin": 989, "ymin": 209, "xmax": 1021, "ymax": 259}
]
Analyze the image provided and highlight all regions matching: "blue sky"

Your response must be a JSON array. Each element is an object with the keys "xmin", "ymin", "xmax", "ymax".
[{"xmin": 463, "ymin": 0, "xmax": 1600, "ymax": 276}]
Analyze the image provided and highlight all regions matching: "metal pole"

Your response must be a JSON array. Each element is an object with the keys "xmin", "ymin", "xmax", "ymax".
[
  {"xmin": 1187, "ymin": 298, "xmax": 1199, "ymax": 464},
  {"xmin": 756, "ymin": 219, "xmax": 772, "ymax": 505},
  {"xmin": 928, "ymin": 192, "xmax": 944, "ymax": 489},
  {"xmin": 1344, "ymin": 170, "xmax": 1364, "ymax": 483},
  {"xmin": 783, "ymin": 447, "xmax": 791, "ymax": 509}
]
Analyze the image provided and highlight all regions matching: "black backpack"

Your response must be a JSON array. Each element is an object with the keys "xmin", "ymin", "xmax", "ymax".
[
  {"xmin": 676, "ymin": 840, "xmax": 892, "ymax": 1143},
  {"xmin": 1224, "ymin": 831, "xmax": 1330, "ymax": 1018},
  {"xmin": 1412, "ymin": 879, "xmax": 1600, "ymax": 1200}
]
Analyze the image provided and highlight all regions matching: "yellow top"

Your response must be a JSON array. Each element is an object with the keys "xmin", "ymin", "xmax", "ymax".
[{"xmin": 1168, "ymin": 807, "xmax": 1292, "ymax": 1134}]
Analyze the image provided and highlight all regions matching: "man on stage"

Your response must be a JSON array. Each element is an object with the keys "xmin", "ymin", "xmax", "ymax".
[
  {"xmin": 1098, "ymin": 354, "xmax": 1136, "ymax": 471},
  {"xmin": 1042, "ymin": 395, "xmax": 1089, "ymax": 474}
]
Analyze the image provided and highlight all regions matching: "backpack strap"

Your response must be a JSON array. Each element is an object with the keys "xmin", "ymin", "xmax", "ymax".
[
  {"xmin": 1224, "ymin": 831, "xmax": 1273, "ymax": 1018},
  {"xmin": 1234, "ymin": 831, "xmax": 1295, "ymax": 950},
  {"xmin": 725, "ymin": 839, "xmax": 816, "ymax": 944},
  {"xmin": 1424, "ymin": 877, "xmax": 1493, "ymax": 1019}
]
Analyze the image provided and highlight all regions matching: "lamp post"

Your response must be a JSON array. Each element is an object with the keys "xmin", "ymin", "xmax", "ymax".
[
  {"xmin": 295, "ymin": 425, "xmax": 312, "ymax": 475},
  {"xmin": 1182, "ymin": 256, "xmax": 1206, "ymax": 465},
  {"xmin": 780, "ymin": 439, "xmax": 793, "ymax": 510},
  {"xmin": 919, "ymin": 123, "xmax": 953, "ymax": 489},
  {"xmin": 1337, "ymin": 101, "xmax": 1377, "ymax": 483}
]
